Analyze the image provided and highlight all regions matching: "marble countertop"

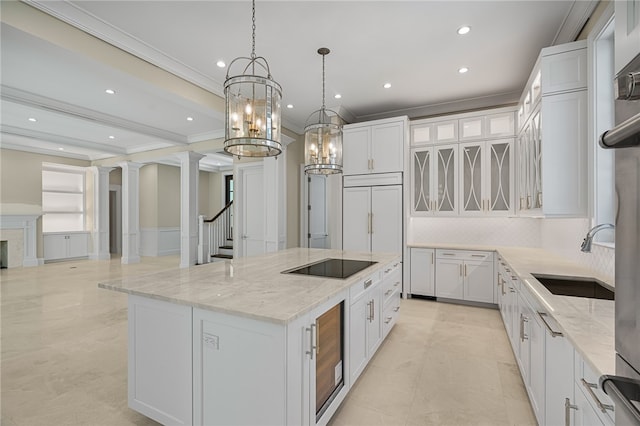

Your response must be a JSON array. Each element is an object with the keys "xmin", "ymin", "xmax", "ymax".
[
  {"xmin": 99, "ymin": 248, "xmax": 400, "ymax": 325},
  {"xmin": 410, "ymin": 243, "xmax": 615, "ymax": 377}
]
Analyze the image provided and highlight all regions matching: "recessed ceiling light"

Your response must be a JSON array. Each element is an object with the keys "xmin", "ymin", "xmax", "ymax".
[
  {"xmin": 28, "ymin": 117, "xmax": 37, "ymax": 122},
  {"xmin": 105, "ymin": 89, "xmax": 116, "ymax": 95},
  {"xmin": 187, "ymin": 117, "xmax": 194, "ymax": 121},
  {"xmin": 286, "ymin": 104, "xmax": 294, "ymax": 109},
  {"xmin": 108, "ymin": 135, "xmax": 115, "ymax": 139},
  {"xmin": 216, "ymin": 60, "xmax": 226, "ymax": 68},
  {"xmin": 58, "ymin": 147, "xmax": 64, "ymax": 151},
  {"xmin": 334, "ymin": 94, "xmax": 342, "ymax": 99},
  {"xmin": 383, "ymin": 83, "xmax": 391, "ymax": 89},
  {"xmin": 457, "ymin": 26, "xmax": 471, "ymax": 35},
  {"xmin": 458, "ymin": 67, "xmax": 469, "ymax": 74}
]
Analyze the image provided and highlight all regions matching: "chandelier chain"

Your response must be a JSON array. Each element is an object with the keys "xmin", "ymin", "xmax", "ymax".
[
  {"xmin": 322, "ymin": 53, "xmax": 326, "ymax": 110},
  {"xmin": 251, "ymin": 0, "xmax": 256, "ymax": 59}
]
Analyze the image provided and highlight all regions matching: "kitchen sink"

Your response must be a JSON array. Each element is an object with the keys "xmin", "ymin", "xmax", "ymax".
[{"xmin": 531, "ymin": 274, "xmax": 614, "ymax": 300}]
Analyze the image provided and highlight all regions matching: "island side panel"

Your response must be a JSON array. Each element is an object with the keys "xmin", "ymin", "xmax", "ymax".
[
  {"xmin": 193, "ymin": 308, "xmax": 287, "ymax": 426},
  {"xmin": 128, "ymin": 295, "xmax": 193, "ymax": 426}
]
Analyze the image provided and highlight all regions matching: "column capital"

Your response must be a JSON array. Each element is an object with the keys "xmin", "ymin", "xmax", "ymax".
[
  {"xmin": 88, "ymin": 165, "xmax": 114, "ymax": 175},
  {"xmin": 117, "ymin": 161, "xmax": 144, "ymax": 171},
  {"xmin": 175, "ymin": 151, "xmax": 205, "ymax": 164}
]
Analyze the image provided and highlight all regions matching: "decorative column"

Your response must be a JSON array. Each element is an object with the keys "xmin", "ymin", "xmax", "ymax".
[
  {"xmin": 89, "ymin": 166, "xmax": 113, "ymax": 260},
  {"xmin": 118, "ymin": 162, "xmax": 142, "ymax": 264},
  {"xmin": 177, "ymin": 152, "xmax": 204, "ymax": 268}
]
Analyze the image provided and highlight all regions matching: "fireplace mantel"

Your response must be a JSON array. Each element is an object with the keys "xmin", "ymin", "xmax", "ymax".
[{"xmin": 0, "ymin": 204, "xmax": 43, "ymax": 267}]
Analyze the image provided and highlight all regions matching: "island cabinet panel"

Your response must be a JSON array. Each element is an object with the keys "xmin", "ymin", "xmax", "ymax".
[
  {"xmin": 193, "ymin": 308, "xmax": 288, "ymax": 426},
  {"xmin": 128, "ymin": 296, "xmax": 193, "ymax": 426}
]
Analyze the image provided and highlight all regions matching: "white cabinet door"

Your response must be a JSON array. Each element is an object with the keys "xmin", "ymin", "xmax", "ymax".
[
  {"xmin": 545, "ymin": 330, "xmax": 575, "ymax": 426},
  {"xmin": 541, "ymin": 90, "xmax": 588, "ymax": 216},
  {"xmin": 615, "ymin": 0, "xmax": 640, "ymax": 73},
  {"xmin": 411, "ymin": 122, "xmax": 433, "ymax": 145},
  {"xmin": 486, "ymin": 112, "xmax": 515, "ymax": 138},
  {"xmin": 433, "ymin": 120, "xmax": 458, "ymax": 143},
  {"xmin": 371, "ymin": 122, "xmax": 403, "ymax": 174},
  {"xmin": 459, "ymin": 116, "xmax": 484, "ymax": 141},
  {"xmin": 411, "ymin": 147, "xmax": 435, "ymax": 215},
  {"xmin": 342, "ymin": 187, "xmax": 371, "ymax": 252},
  {"xmin": 43, "ymin": 234, "xmax": 67, "ymax": 260},
  {"xmin": 371, "ymin": 186, "xmax": 402, "ymax": 254},
  {"xmin": 435, "ymin": 258, "xmax": 463, "ymax": 299},
  {"xmin": 574, "ymin": 385, "xmax": 606, "ymax": 426},
  {"xmin": 528, "ymin": 306, "xmax": 546, "ymax": 424},
  {"xmin": 349, "ymin": 295, "xmax": 368, "ymax": 385},
  {"xmin": 366, "ymin": 285, "xmax": 382, "ymax": 356},
  {"xmin": 541, "ymin": 48, "xmax": 587, "ymax": 95},
  {"xmin": 67, "ymin": 233, "xmax": 88, "ymax": 258},
  {"xmin": 486, "ymin": 139, "xmax": 514, "ymax": 214},
  {"xmin": 409, "ymin": 248, "xmax": 435, "ymax": 297},
  {"xmin": 434, "ymin": 144, "xmax": 458, "ymax": 214},
  {"xmin": 342, "ymin": 127, "xmax": 371, "ymax": 175},
  {"xmin": 463, "ymin": 260, "xmax": 494, "ymax": 303},
  {"xmin": 460, "ymin": 142, "xmax": 484, "ymax": 214}
]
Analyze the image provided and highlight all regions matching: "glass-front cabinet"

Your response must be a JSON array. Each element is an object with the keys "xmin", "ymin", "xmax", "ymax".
[
  {"xmin": 459, "ymin": 139, "xmax": 514, "ymax": 215},
  {"xmin": 411, "ymin": 145, "xmax": 458, "ymax": 216},
  {"xmin": 518, "ymin": 109, "xmax": 542, "ymax": 212}
]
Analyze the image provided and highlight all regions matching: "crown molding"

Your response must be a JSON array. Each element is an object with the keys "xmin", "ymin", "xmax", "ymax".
[
  {"xmin": 0, "ymin": 141, "xmax": 93, "ymax": 161},
  {"xmin": 552, "ymin": 0, "xmax": 599, "ymax": 45},
  {"xmin": 2, "ymin": 86, "xmax": 189, "ymax": 145},
  {"xmin": 24, "ymin": 0, "xmax": 225, "ymax": 97}
]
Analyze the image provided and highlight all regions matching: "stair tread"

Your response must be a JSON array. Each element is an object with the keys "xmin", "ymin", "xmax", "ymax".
[
  {"xmin": 219, "ymin": 245, "xmax": 233, "ymax": 250},
  {"xmin": 212, "ymin": 254, "xmax": 233, "ymax": 259}
]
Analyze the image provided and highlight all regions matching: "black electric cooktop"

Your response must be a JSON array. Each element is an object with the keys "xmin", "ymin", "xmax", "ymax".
[{"xmin": 283, "ymin": 258, "xmax": 377, "ymax": 279}]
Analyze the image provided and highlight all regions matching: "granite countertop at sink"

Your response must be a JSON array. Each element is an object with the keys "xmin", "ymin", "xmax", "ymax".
[
  {"xmin": 99, "ymin": 248, "xmax": 400, "ymax": 325},
  {"xmin": 409, "ymin": 243, "xmax": 615, "ymax": 377}
]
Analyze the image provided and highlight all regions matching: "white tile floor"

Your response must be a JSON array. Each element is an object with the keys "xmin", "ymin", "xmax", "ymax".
[{"xmin": 1, "ymin": 256, "xmax": 536, "ymax": 426}]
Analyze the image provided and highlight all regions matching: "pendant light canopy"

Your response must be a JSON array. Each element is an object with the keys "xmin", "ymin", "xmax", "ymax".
[
  {"xmin": 224, "ymin": 0, "xmax": 282, "ymax": 158},
  {"xmin": 304, "ymin": 48, "xmax": 343, "ymax": 175}
]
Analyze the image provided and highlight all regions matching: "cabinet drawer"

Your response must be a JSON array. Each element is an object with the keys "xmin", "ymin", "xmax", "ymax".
[
  {"xmin": 574, "ymin": 352, "xmax": 615, "ymax": 425},
  {"xmin": 435, "ymin": 249, "xmax": 492, "ymax": 261},
  {"xmin": 382, "ymin": 269, "xmax": 401, "ymax": 308},
  {"xmin": 350, "ymin": 273, "xmax": 381, "ymax": 303},
  {"xmin": 382, "ymin": 294, "xmax": 400, "ymax": 337}
]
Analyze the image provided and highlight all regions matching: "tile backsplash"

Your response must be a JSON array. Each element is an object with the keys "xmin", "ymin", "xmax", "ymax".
[
  {"xmin": 409, "ymin": 216, "xmax": 615, "ymax": 282},
  {"xmin": 408, "ymin": 217, "xmax": 541, "ymax": 247}
]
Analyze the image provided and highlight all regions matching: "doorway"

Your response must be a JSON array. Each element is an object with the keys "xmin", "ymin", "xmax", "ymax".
[{"xmin": 109, "ymin": 185, "xmax": 122, "ymax": 255}]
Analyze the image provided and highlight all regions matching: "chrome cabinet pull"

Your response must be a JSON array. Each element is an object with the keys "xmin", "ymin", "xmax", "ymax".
[
  {"xmin": 565, "ymin": 398, "xmax": 578, "ymax": 426},
  {"xmin": 581, "ymin": 378, "xmax": 614, "ymax": 413},
  {"xmin": 459, "ymin": 264, "xmax": 463, "ymax": 277},
  {"xmin": 366, "ymin": 301, "xmax": 371, "ymax": 321},
  {"xmin": 315, "ymin": 321, "xmax": 320, "ymax": 355},
  {"xmin": 394, "ymin": 281, "xmax": 400, "ymax": 287},
  {"xmin": 538, "ymin": 312, "xmax": 563, "ymax": 337},
  {"xmin": 306, "ymin": 324, "xmax": 317, "ymax": 360},
  {"xmin": 393, "ymin": 306, "xmax": 400, "ymax": 312},
  {"xmin": 370, "ymin": 213, "xmax": 374, "ymax": 234},
  {"xmin": 371, "ymin": 158, "xmax": 375, "ymax": 170},
  {"xmin": 371, "ymin": 299, "xmax": 375, "ymax": 320},
  {"xmin": 522, "ymin": 315, "xmax": 529, "ymax": 341},
  {"xmin": 384, "ymin": 316, "xmax": 392, "ymax": 324},
  {"xmin": 364, "ymin": 278, "xmax": 372, "ymax": 289},
  {"xmin": 464, "ymin": 264, "xmax": 467, "ymax": 277},
  {"xmin": 471, "ymin": 254, "xmax": 485, "ymax": 258},
  {"xmin": 509, "ymin": 287, "xmax": 516, "ymax": 293},
  {"xmin": 384, "ymin": 289, "xmax": 393, "ymax": 296},
  {"xmin": 519, "ymin": 313, "xmax": 525, "ymax": 342},
  {"xmin": 442, "ymin": 253, "xmax": 455, "ymax": 256}
]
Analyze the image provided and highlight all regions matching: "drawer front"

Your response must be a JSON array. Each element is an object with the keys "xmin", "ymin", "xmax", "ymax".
[
  {"xmin": 574, "ymin": 352, "xmax": 615, "ymax": 425},
  {"xmin": 435, "ymin": 249, "xmax": 493, "ymax": 261},
  {"xmin": 382, "ymin": 268, "xmax": 401, "ymax": 307},
  {"xmin": 350, "ymin": 272, "xmax": 381, "ymax": 303},
  {"xmin": 382, "ymin": 294, "xmax": 401, "ymax": 337}
]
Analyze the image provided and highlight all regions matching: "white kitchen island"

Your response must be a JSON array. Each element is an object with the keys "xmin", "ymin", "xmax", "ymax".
[{"xmin": 99, "ymin": 248, "xmax": 402, "ymax": 426}]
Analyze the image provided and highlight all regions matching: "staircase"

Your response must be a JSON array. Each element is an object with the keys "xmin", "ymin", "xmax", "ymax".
[{"xmin": 198, "ymin": 201, "xmax": 233, "ymax": 264}]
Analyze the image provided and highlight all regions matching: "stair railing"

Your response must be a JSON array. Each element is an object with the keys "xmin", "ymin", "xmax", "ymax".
[{"xmin": 198, "ymin": 200, "xmax": 233, "ymax": 264}]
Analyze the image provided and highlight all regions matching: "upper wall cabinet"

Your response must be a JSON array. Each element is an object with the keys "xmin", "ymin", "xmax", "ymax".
[
  {"xmin": 411, "ymin": 120, "xmax": 457, "ymax": 145},
  {"xmin": 343, "ymin": 117, "xmax": 407, "ymax": 176},
  {"xmin": 459, "ymin": 112, "xmax": 515, "ymax": 142},
  {"xmin": 517, "ymin": 40, "xmax": 588, "ymax": 217}
]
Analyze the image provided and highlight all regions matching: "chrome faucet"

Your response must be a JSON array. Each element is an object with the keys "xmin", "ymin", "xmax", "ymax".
[{"xmin": 580, "ymin": 223, "xmax": 615, "ymax": 252}]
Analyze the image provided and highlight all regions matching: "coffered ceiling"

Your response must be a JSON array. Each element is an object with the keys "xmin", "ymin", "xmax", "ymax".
[{"xmin": 0, "ymin": 1, "xmax": 597, "ymax": 168}]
